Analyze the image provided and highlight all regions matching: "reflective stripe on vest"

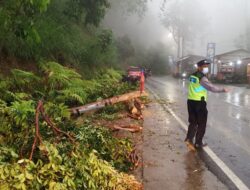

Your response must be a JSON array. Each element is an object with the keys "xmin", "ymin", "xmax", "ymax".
[
  {"xmin": 188, "ymin": 75, "xmax": 207, "ymax": 101},
  {"xmin": 194, "ymin": 86, "xmax": 206, "ymax": 93}
]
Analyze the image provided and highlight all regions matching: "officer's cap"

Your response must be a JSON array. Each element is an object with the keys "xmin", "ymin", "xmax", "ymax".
[{"xmin": 197, "ymin": 59, "xmax": 211, "ymax": 67}]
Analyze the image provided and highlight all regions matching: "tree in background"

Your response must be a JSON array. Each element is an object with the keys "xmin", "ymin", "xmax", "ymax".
[
  {"xmin": 0, "ymin": 0, "xmax": 117, "ymax": 73},
  {"xmin": 161, "ymin": 0, "xmax": 208, "ymax": 57},
  {"xmin": 142, "ymin": 43, "xmax": 171, "ymax": 75},
  {"xmin": 116, "ymin": 37, "xmax": 171, "ymax": 75},
  {"xmin": 116, "ymin": 35, "xmax": 135, "ymax": 67},
  {"xmin": 109, "ymin": 0, "xmax": 149, "ymax": 18},
  {"xmin": 0, "ymin": 0, "xmax": 175, "ymax": 75},
  {"xmin": 0, "ymin": 0, "xmax": 50, "ymax": 40},
  {"xmin": 64, "ymin": 0, "xmax": 110, "ymax": 26},
  {"xmin": 0, "ymin": 0, "xmax": 51, "ymax": 56}
]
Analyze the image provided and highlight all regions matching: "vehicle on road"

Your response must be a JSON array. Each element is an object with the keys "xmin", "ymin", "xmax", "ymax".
[
  {"xmin": 180, "ymin": 72, "xmax": 188, "ymax": 79},
  {"xmin": 122, "ymin": 66, "xmax": 151, "ymax": 83}
]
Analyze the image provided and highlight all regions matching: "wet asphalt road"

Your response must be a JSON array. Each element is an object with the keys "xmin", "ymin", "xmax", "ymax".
[{"xmin": 147, "ymin": 76, "xmax": 250, "ymax": 189}]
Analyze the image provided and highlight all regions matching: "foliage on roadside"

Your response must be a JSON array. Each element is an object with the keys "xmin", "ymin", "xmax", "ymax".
[
  {"xmin": 0, "ymin": 143, "xmax": 141, "ymax": 190},
  {"xmin": 0, "ymin": 0, "xmax": 116, "ymax": 70},
  {"xmin": 0, "ymin": 62, "xmax": 141, "ymax": 190}
]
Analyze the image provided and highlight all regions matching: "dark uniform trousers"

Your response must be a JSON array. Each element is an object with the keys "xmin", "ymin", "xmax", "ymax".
[{"xmin": 186, "ymin": 99, "xmax": 208, "ymax": 145}]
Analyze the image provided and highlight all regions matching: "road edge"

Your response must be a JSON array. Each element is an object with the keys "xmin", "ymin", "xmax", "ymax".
[{"xmin": 146, "ymin": 85, "xmax": 249, "ymax": 190}]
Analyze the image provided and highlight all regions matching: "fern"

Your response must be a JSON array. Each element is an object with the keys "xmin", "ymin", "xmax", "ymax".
[
  {"xmin": 13, "ymin": 93, "xmax": 31, "ymax": 101},
  {"xmin": 61, "ymin": 79, "xmax": 97, "ymax": 104},
  {"xmin": 44, "ymin": 102, "xmax": 70, "ymax": 123},
  {"xmin": 1, "ymin": 90, "xmax": 32, "ymax": 104},
  {"xmin": 0, "ymin": 99, "xmax": 7, "ymax": 110},
  {"xmin": 104, "ymin": 68, "xmax": 122, "ymax": 81},
  {"xmin": 11, "ymin": 69, "xmax": 40, "ymax": 88},
  {"xmin": 0, "ymin": 80, "xmax": 9, "ymax": 90},
  {"xmin": 9, "ymin": 100, "xmax": 35, "ymax": 128},
  {"xmin": 0, "ymin": 100, "xmax": 12, "ymax": 138},
  {"xmin": 57, "ymin": 88, "xmax": 87, "ymax": 104},
  {"xmin": 41, "ymin": 62, "xmax": 82, "ymax": 90},
  {"xmin": 41, "ymin": 62, "xmax": 100, "ymax": 105}
]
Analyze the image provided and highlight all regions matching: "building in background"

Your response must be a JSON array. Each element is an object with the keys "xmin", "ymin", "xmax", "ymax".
[
  {"xmin": 215, "ymin": 49, "xmax": 250, "ymax": 83},
  {"xmin": 173, "ymin": 55, "xmax": 205, "ymax": 78}
]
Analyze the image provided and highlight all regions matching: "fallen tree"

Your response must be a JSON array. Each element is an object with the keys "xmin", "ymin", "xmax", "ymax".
[{"xmin": 71, "ymin": 91, "xmax": 148, "ymax": 115}]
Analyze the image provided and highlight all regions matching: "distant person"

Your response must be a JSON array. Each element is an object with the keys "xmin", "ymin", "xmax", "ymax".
[
  {"xmin": 140, "ymin": 69, "xmax": 145, "ymax": 93},
  {"xmin": 185, "ymin": 59, "xmax": 229, "ymax": 149}
]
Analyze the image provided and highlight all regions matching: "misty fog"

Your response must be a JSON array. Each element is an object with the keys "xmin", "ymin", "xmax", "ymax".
[{"xmin": 103, "ymin": 0, "xmax": 250, "ymax": 57}]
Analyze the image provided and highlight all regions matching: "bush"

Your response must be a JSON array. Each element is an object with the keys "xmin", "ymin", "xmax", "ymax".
[
  {"xmin": 0, "ymin": 63, "xmax": 141, "ymax": 189},
  {"xmin": 0, "ymin": 143, "xmax": 141, "ymax": 190}
]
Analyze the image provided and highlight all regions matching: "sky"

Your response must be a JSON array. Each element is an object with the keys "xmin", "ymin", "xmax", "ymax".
[
  {"xmin": 103, "ymin": 0, "xmax": 250, "ymax": 57},
  {"xmin": 198, "ymin": 0, "xmax": 249, "ymax": 55}
]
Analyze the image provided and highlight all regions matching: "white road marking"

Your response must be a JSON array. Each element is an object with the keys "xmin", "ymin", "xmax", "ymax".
[{"xmin": 147, "ymin": 85, "xmax": 250, "ymax": 190}]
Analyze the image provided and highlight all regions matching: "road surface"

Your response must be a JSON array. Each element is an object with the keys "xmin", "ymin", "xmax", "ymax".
[{"xmin": 147, "ymin": 76, "xmax": 250, "ymax": 189}]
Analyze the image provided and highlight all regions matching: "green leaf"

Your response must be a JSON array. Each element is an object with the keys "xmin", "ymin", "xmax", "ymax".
[{"xmin": 25, "ymin": 171, "xmax": 34, "ymax": 180}]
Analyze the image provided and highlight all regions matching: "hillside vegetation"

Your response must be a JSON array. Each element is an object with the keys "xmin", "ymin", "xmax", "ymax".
[
  {"xmin": 0, "ymin": 62, "xmax": 141, "ymax": 189},
  {"xmin": 0, "ymin": 1, "xmax": 161, "ymax": 188}
]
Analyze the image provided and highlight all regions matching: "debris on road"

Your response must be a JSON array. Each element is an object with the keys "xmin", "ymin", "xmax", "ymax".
[
  {"xmin": 129, "ymin": 149, "xmax": 141, "ymax": 169},
  {"xmin": 112, "ymin": 124, "xmax": 142, "ymax": 133}
]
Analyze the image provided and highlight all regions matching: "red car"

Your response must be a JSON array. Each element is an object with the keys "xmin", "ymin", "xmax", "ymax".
[
  {"xmin": 122, "ymin": 66, "xmax": 142, "ymax": 83},
  {"xmin": 122, "ymin": 66, "xmax": 151, "ymax": 83},
  {"xmin": 128, "ymin": 66, "xmax": 141, "ymax": 80}
]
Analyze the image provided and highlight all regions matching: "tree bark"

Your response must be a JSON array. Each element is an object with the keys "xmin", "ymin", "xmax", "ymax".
[{"xmin": 71, "ymin": 91, "xmax": 148, "ymax": 115}]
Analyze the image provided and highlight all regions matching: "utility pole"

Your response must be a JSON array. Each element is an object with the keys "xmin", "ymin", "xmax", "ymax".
[
  {"xmin": 177, "ymin": 25, "xmax": 184, "ymax": 76},
  {"xmin": 207, "ymin": 43, "xmax": 216, "ymax": 78}
]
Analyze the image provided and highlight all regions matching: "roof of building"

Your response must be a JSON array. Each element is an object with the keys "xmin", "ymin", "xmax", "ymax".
[
  {"xmin": 176, "ymin": 55, "xmax": 205, "ymax": 64},
  {"xmin": 215, "ymin": 49, "xmax": 250, "ymax": 62}
]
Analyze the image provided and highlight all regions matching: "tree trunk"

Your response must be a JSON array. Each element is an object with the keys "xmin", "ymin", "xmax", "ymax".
[{"xmin": 71, "ymin": 91, "xmax": 148, "ymax": 115}]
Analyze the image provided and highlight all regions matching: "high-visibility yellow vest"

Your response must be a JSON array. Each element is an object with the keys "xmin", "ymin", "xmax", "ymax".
[{"xmin": 188, "ymin": 75, "xmax": 207, "ymax": 101}]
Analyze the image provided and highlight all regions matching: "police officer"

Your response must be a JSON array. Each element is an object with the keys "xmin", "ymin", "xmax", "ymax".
[{"xmin": 185, "ymin": 59, "xmax": 229, "ymax": 149}]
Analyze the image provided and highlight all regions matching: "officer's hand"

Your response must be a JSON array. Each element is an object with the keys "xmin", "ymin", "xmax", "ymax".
[{"xmin": 223, "ymin": 88, "xmax": 230, "ymax": 92}]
